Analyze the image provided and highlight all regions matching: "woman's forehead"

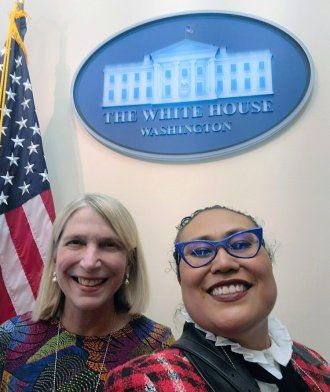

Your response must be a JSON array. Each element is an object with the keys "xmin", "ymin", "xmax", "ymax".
[
  {"xmin": 179, "ymin": 209, "xmax": 255, "ymax": 241},
  {"xmin": 62, "ymin": 206, "xmax": 114, "ymax": 236}
]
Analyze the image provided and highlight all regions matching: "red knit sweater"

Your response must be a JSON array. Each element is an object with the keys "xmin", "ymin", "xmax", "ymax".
[{"xmin": 106, "ymin": 343, "xmax": 329, "ymax": 391}]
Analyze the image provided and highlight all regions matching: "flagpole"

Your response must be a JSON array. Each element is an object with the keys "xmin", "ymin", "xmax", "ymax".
[{"xmin": 0, "ymin": 0, "xmax": 27, "ymax": 143}]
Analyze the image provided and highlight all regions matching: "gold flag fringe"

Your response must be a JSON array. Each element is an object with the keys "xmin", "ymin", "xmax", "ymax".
[{"xmin": 0, "ymin": 1, "xmax": 29, "ymax": 143}]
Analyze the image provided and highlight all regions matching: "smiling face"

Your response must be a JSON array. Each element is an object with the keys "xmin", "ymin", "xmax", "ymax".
[
  {"xmin": 178, "ymin": 208, "xmax": 277, "ymax": 349},
  {"xmin": 55, "ymin": 206, "xmax": 129, "ymax": 319}
]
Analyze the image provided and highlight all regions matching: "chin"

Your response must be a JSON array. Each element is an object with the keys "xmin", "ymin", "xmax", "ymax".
[
  {"xmin": 209, "ymin": 322, "xmax": 244, "ymax": 338},
  {"xmin": 74, "ymin": 301, "xmax": 107, "ymax": 312},
  {"xmin": 197, "ymin": 314, "xmax": 259, "ymax": 338}
]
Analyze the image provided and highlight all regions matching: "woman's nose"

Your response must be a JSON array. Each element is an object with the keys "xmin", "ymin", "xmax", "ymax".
[
  {"xmin": 210, "ymin": 247, "xmax": 240, "ymax": 273},
  {"xmin": 80, "ymin": 246, "xmax": 100, "ymax": 270}
]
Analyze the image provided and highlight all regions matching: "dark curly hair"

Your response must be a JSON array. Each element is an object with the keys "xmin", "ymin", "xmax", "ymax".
[{"xmin": 172, "ymin": 205, "xmax": 272, "ymax": 279}]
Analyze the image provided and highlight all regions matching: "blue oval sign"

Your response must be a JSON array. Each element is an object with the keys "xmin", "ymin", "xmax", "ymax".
[{"xmin": 72, "ymin": 12, "xmax": 313, "ymax": 162}]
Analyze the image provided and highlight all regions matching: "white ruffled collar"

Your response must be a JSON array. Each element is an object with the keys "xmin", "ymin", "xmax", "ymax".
[{"xmin": 181, "ymin": 307, "xmax": 293, "ymax": 379}]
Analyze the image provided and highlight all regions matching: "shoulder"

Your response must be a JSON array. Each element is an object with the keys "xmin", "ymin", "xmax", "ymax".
[
  {"xmin": 0, "ymin": 313, "xmax": 31, "ymax": 334},
  {"xmin": 293, "ymin": 341, "xmax": 328, "ymax": 365},
  {"xmin": 109, "ymin": 347, "xmax": 189, "ymax": 370},
  {"xmin": 129, "ymin": 315, "xmax": 170, "ymax": 332},
  {"xmin": 106, "ymin": 347, "xmax": 206, "ymax": 391},
  {"xmin": 128, "ymin": 315, "xmax": 175, "ymax": 347},
  {"xmin": 0, "ymin": 313, "xmax": 52, "ymax": 346},
  {"xmin": 0, "ymin": 313, "xmax": 43, "ymax": 376},
  {"xmin": 1, "ymin": 312, "xmax": 49, "ymax": 333},
  {"xmin": 292, "ymin": 341, "xmax": 330, "ymax": 389}
]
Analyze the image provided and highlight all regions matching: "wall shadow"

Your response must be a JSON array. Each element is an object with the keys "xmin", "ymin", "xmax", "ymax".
[{"xmin": 42, "ymin": 20, "xmax": 84, "ymax": 212}]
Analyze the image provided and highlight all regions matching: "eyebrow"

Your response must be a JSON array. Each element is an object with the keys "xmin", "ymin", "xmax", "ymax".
[
  {"xmin": 61, "ymin": 234, "xmax": 121, "ymax": 243},
  {"xmin": 188, "ymin": 227, "xmax": 250, "ymax": 241}
]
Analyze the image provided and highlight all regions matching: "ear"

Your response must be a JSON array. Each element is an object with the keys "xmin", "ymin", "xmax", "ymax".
[
  {"xmin": 173, "ymin": 250, "xmax": 181, "ymax": 284},
  {"xmin": 125, "ymin": 257, "xmax": 131, "ymax": 275},
  {"xmin": 128, "ymin": 248, "xmax": 136, "ymax": 264},
  {"xmin": 52, "ymin": 252, "xmax": 57, "ymax": 266},
  {"xmin": 177, "ymin": 264, "xmax": 181, "ymax": 285}
]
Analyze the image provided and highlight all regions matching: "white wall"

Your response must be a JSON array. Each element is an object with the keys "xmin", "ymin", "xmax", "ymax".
[{"xmin": 1, "ymin": 0, "xmax": 329, "ymax": 359}]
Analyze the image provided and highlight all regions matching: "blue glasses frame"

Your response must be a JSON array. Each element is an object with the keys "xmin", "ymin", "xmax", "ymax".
[{"xmin": 175, "ymin": 227, "xmax": 263, "ymax": 268}]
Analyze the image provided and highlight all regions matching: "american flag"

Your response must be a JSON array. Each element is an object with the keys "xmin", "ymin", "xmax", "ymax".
[{"xmin": 0, "ymin": 2, "xmax": 55, "ymax": 324}]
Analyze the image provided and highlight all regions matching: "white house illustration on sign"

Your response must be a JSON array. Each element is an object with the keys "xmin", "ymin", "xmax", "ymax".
[{"xmin": 102, "ymin": 39, "xmax": 273, "ymax": 107}]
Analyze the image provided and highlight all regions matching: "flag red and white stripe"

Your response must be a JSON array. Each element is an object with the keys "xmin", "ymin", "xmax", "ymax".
[
  {"xmin": 0, "ymin": 3, "xmax": 55, "ymax": 324},
  {"xmin": 0, "ymin": 191, "xmax": 54, "ymax": 322}
]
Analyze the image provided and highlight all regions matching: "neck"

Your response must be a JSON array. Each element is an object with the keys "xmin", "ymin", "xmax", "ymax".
[
  {"xmin": 235, "ymin": 333, "xmax": 271, "ymax": 350},
  {"xmin": 61, "ymin": 303, "xmax": 118, "ymax": 336},
  {"xmin": 231, "ymin": 319, "xmax": 271, "ymax": 350}
]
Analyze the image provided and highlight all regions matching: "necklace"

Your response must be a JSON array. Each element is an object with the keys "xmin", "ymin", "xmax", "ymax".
[
  {"xmin": 220, "ymin": 346, "xmax": 237, "ymax": 370},
  {"xmin": 53, "ymin": 314, "xmax": 115, "ymax": 392}
]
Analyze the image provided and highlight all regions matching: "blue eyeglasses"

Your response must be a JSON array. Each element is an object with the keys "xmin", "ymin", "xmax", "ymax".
[{"xmin": 175, "ymin": 227, "xmax": 263, "ymax": 268}]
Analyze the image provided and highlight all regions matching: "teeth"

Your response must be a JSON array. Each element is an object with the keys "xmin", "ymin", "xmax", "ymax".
[
  {"xmin": 229, "ymin": 285, "xmax": 236, "ymax": 294},
  {"xmin": 211, "ymin": 284, "xmax": 246, "ymax": 296},
  {"xmin": 77, "ymin": 277, "xmax": 104, "ymax": 287}
]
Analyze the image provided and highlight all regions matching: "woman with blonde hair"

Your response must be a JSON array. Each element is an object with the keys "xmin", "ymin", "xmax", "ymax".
[{"xmin": 0, "ymin": 193, "xmax": 174, "ymax": 391}]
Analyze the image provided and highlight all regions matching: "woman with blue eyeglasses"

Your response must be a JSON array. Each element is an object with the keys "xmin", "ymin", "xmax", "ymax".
[{"xmin": 106, "ymin": 205, "xmax": 329, "ymax": 391}]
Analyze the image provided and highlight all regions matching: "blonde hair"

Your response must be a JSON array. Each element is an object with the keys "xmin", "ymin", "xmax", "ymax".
[{"xmin": 32, "ymin": 194, "xmax": 149, "ymax": 321}]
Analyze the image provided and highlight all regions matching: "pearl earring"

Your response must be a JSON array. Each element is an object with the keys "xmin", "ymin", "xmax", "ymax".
[
  {"xmin": 125, "ymin": 273, "xmax": 129, "ymax": 285},
  {"xmin": 52, "ymin": 271, "xmax": 57, "ymax": 283}
]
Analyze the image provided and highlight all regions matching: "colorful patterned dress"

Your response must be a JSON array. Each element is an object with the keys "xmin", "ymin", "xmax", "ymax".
[{"xmin": 0, "ymin": 312, "xmax": 174, "ymax": 391}]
